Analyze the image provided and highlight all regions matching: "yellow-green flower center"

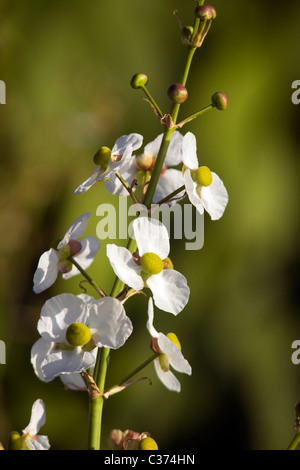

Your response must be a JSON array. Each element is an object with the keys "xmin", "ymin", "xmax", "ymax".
[
  {"xmin": 140, "ymin": 252, "xmax": 163, "ymax": 275},
  {"xmin": 66, "ymin": 322, "xmax": 92, "ymax": 347},
  {"xmin": 139, "ymin": 436, "xmax": 159, "ymax": 450},
  {"xmin": 93, "ymin": 146, "xmax": 111, "ymax": 167},
  {"xmin": 167, "ymin": 332, "xmax": 181, "ymax": 350},
  {"xmin": 194, "ymin": 166, "xmax": 213, "ymax": 187},
  {"xmin": 159, "ymin": 353, "xmax": 169, "ymax": 372}
]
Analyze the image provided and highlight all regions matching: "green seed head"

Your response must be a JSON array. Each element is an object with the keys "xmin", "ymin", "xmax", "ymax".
[
  {"xmin": 93, "ymin": 146, "xmax": 111, "ymax": 166},
  {"xmin": 66, "ymin": 322, "xmax": 92, "ymax": 347},
  {"xmin": 139, "ymin": 436, "xmax": 159, "ymax": 450},
  {"xmin": 140, "ymin": 252, "xmax": 163, "ymax": 275},
  {"xmin": 195, "ymin": 166, "xmax": 213, "ymax": 187}
]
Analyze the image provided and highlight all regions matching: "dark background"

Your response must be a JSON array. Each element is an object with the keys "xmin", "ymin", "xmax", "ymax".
[{"xmin": 0, "ymin": 0, "xmax": 300, "ymax": 450}]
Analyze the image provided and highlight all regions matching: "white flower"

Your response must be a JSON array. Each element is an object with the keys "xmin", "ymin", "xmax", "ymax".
[
  {"xmin": 105, "ymin": 131, "xmax": 185, "ymax": 204},
  {"xmin": 182, "ymin": 132, "xmax": 228, "ymax": 220},
  {"xmin": 19, "ymin": 399, "xmax": 50, "ymax": 450},
  {"xmin": 31, "ymin": 293, "xmax": 133, "ymax": 382},
  {"xmin": 106, "ymin": 217, "xmax": 189, "ymax": 315},
  {"xmin": 74, "ymin": 133, "xmax": 143, "ymax": 194},
  {"xmin": 33, "ymin": 212, "xmax": 100, "ymax": 294},
  {"xmin": 146, "ymin": 298, "xmax": 191, "ymax": 392}
]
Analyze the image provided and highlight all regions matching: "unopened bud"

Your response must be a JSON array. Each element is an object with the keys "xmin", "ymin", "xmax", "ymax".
[
  {"xmin": 135, "ymin": 152, "xmax": 154, "ymax": 171},
  {"xmin": 195, "ymin": 5, "xmax": 216, "ymax": 20},
  {"xmin": 167, "ymin": 83, "xmax": 188, "ymax": 104},
  {"xmin": 211, "ymin": 92, "xmax": 228, "ymax": 110},
  {"xmin": 7, "ymin": 431, "xmax": 22, "ymax": 450},
  {"xmin": 130, "ymin": 73, "xmax": 148, "ymax": 89}
]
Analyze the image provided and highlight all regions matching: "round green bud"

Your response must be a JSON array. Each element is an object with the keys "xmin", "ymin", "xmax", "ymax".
[
  {"xmin": 7, "ymin": 431, "xmax": 22, "ymax": 450},
  {"xmin": 66, "ymin": 322, "xmax": 92, "ymax": 347},
  {"xmin": 166, "ymin": 332, "xmax": 181, "ymax": 350},
  {"xmin": 195, "ymin": 166, "xmax": 213, "ymax": 187},
  {"xmin": 211, "ymin": 92, "xmax": 228, "ymax": 110},
  {"xmin": 140, "ymin": 252, "xmax": 163, "ymax": 275},
  {"xmin": 139, "ymin": 436, "xmax": 158, "ymax": 450},
  {"xmin": 93, "ymin": 146, "xmax": 111, "ymax": 166},
  {"xmin": 195, "ymin": 5, "xmax": 216, "ymax": 20},
  {"xmin": 182, "ymin": 25, "xmax": 194, "ymax": 41},
  {"xmin": 167, "ymin": 83, "xmax": 188, "ymax": 104},
  {"xmin": 130, "ymin": 73, "xmax": 148, "ymax": 89}
]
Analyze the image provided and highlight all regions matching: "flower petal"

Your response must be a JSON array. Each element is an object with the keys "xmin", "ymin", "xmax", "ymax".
[
  {"xmin": 37, "ymin": 293, "xmax": 87, "ymax": 342},
  {"xmin": 157, "ymin": 333, "xmax": 192, "ymax": 375},
  {"xmin": 153, "ymin": 169, "xmax": 185, "ymax": 205},
  {"xmin": 146, "ymin": 297, "xmax": 159, "ymax": 338},
  {"xmin": 88, "ymin": 297, "xmax": 133, "ymax": 349},
  {"xmin": 31, "ymin": 338, "xmax": 54, "ymax": 382},
  {"xmin": 62, "ymin": 236, "xmax": 100, "ymax": 280},
  {"xmin": 33, "ymin": 248, "xmax": 59, "ymax": 294},
  {"xmin": 184, "ymin": 169, "xmax": 204, "ymax": 215},
  {"xmin": 74, "ymin": 169, "xmax": 100, "ymax": 194},
  {"xmin": 182, "ymin": 132, "xmax": 198, "ymax": 169},
  {"xmin": 105, "ymin": 159, "xmax": 137, "ymax": 196},
  {"xmin": 164, "ymin": 131, "xmax": 184, "ymax": 167},
  {"xmin": 200, "ymin": 172, "xmax": 229, "ymax": 220},
  {"xmin": 57, "ymin": 212, "xmax": 91, "ymax": 248},
  {"xmin": 154, "ymin": 358, "xmax": 181, "ymax": 392},
  {"xmin": 23, "ymin": 399, "xmax": 46, "ymax": 436},
  {"xmin": 133, "ymin": 217, "xmax": 170, "ymax": 259},
  {"xmin": 147, "ymin": 269, "xmax": 190, "ymax": 315},
  {"xmin": 41, "ymin": 349, "xmax": 95, "ymax": 380},
  {"xmin": 143, "ymin": 133, "xmax": 163, "ymax": 158},
  {"xmin": 106, "ymin": 244, "xmax": 143, "ymax": 291},
  {"xmin": 112, "ymin": 133, "xmax": 143, "ymax": 155}
]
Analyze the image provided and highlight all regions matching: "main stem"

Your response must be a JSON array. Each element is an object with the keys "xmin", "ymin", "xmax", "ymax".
[{"xmin": 88, "ymin": 13, "xmax": 201, "ymax": 449}]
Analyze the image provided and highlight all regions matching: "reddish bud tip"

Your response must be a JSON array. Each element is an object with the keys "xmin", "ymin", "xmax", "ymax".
[
  {"xmin": 167, "ymin": 83, "xmax": 188, "ymax": 104},
  {"xmin": 195, "ymin": 5, "xmax": 216, "ymax": 20}
]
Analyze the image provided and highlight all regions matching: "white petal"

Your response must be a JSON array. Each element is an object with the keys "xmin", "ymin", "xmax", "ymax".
[
  {"xmin": 74, "ymin": 169, "xmax": 100, "ymax": 194},
  {"xmin": 106, "ymin": 244, "xmax": 143, "ymax": 291},
  {"xmin": 184, "ymin": 169, "xmax": 204, "ymax": 215},
  {"xmin": 23, "ymin": 399, "xmax": 46, "ymax": 436},
  {"xmin": 31, "ymin": 338, "xmax": 54, "ymax": 382},
  {"xmin": 153, "ymin": 169, "xmax": 185, "ymax": 205},
  {"xmin": 41, "ymin": 349, "xmax": 95, "ymax": 380},
  {"xmin": 105, "ymin": 159, "xmax": 137, "ymax": 196},
  {"xmin": 146, "ymin": 297, "xmax": 159, "ymax": 338},
  {"xmin": 37, "ymin": 293, "xmax": 87, "ymax": 342},
  {"xmin": 62, "ymin": 236, "xmax": 100, "ymax": 280},
  {"xmin": 164, "ymin": 131, "xmax": 184, "ymax": 167},
  {"xmin": 182, "ymin": 132, "xmax": 198, "ymax": 169},
  {"xmin": 200, "ymin": 172, "xmax": 229, "ymax": 220},
  {"xmin": 57, "ymin": 212, "xmax": 91, "ymax": 248},
  {"xmin": 28, "ymin": 435, "xmax": 50, "ymax": 450},
  {"xmin": 157, "ymin": 333, "xmax": 192, "ymax": 375},
  {"xmin": 154, "ymin": 358, "xmax": 181, "ymax": 392},
  {"xmin": 112, "ymin": 133, "xmax": 143, "ymax": 154},
  {"xmin": 147, "ymin": 269, "xmax": 190, "ymax": 315},
  {"xmin": 133, "ymin": 217, "xmax": 170, "ymax": 259},
  {"xmin": 33, "ymin": 249, "xmax": 59, "ymax": 294},
  {"xmin": 143, "ymin": 134, "xmax": 163, "ymax": 157},
  {"xmin": 88, "ymin": 297, "xmax": 133, "ymax": 349}
]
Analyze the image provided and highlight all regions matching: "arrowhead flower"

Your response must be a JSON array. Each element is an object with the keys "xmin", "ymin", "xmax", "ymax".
[
  {"xmin": 182, "ymin": 132, "xmax": 228, "ymax": 220},
  {"xmin": 106, "ymin": 217, "xmax": 189, "ymax": 315},
  {"xmin": 146, "ymin": 298, "xmax": 192, "ymax": 392},
  {"xmin": 105, "ymin": 131, "xmax": 185, "ymax": 204},
  {"xmin": 33, "ymin": 212, "xmax": 100, "ymax": 294},
  {"xmin": 74, "ymin": 133, "xmax": 143, "ymax": 194},
  {"xmin": 31, "ymin": 293, "xmax": 133, "ymax": 382},
  {"xmin": 8, "ymin": 399, "xmax": 50, "ymax": 450}
]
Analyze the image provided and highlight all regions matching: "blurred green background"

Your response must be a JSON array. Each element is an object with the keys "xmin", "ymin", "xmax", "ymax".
[{"xmin": 1, "ymin": 0, "xmax": 300, "ymax": 450}]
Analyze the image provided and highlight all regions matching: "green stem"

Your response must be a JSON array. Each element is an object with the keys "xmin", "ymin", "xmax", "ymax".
[
  {"xmin": 287, "ymin": 433, "xmax": 300, "ymax": 450},
  {"xmin": 141, "ymin": 85, "xmax": 164, "ymax": 118},
  {"xmin": 155, "ymin": 184, "xmax": 186, "ymax": 206},
  {"xmin": 68, "ymin": 256, "xmax": 106, "ymax": 297},
  {"xmin": 178, "ymin": 103, "xmax": 214, "ymax": 128},
  {"xmin": 119, "ymin": 353, "xmax": 159, "ymax": 385}
]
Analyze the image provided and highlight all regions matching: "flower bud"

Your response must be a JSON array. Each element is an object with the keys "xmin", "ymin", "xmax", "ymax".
[
  {"xmin": 167, "ymin": 83, "xmax": 188, "ymax": 104},
  {"xmin": 140, "ymin": 252, "xmax": 163, "ymax": 275},
  {"xmin": 93, "ymin": 146, "xmax": 111, "ymax": 166},
  {"xmin": 195, "ymin": 5, "xmax": 216, "ymax": 20},
  {"xmin": 66, "ymin": 322, "xmax": 92, "ymax": 347},
  {"xmin": 130, "ymin": 73, "xmax": 148, "ymax": 89},
  {"xmin": 135, "ymin": 152, "xmax": 154, "ymax": 171},
  {"xmin": 7, "ymin": 431, "xmax": 22, "ymax": 450},
  {"xmin": 211, "ymin": 92, "xmax": 228, "ymax": 110},
  {"xmin": 182, "ymin": 25, "xmax": 194, "ymax": 42},
  {"xmin": 139, "ymin": 436, "xmax": 158, "ymax": 450}
]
